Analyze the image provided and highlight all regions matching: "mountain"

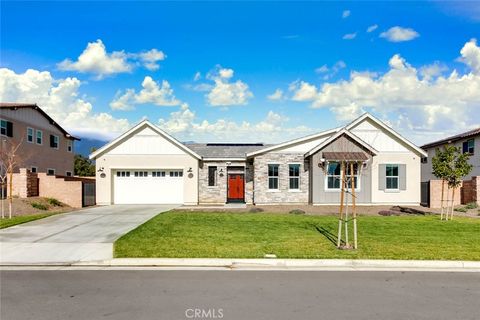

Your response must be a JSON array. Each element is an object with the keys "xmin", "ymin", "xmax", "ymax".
[{"xmin": 74, "ymin": 137, "xmax": 108, "ymax": 157}]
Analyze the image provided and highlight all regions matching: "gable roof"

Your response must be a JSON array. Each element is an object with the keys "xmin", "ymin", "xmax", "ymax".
[
  {"xmin": 0, "ymin": 103, "xmax": 80, "ymax": 140},
  {"xmin": 186, "ymin": 143, "xmax": 272, "ymax": 160},
  {"xmin": 421, "ymin": 127, "xmax": 480, "ymax": 150},
  {"xmin": 246, "ymin": 127, "xmax": 340, "ymax": 157},
  {"xmin": 345, "ymin": 113, "xmax": 428, "ymax": 157},
  {"xmin": 89, "ymin": 120, "xmax": 201, "ymax": 160},
  {"xmin": 304, "ymin": 128, "xmax": 378, "ymax": 157}
]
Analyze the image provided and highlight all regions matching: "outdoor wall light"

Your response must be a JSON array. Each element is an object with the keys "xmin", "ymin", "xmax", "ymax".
[
  {"xmin": 187, "ymin": 167, "xmax": 193, "ymax": 173},
  {"xmin": 97, "ymin": 167, "xmax": 104, "ymax": 172}
]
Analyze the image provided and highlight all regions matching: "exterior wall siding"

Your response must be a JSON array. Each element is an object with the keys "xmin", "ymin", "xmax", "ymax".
[{"xmin": 253, "ymin": 153, "xmax": 309, "ymax": 204}]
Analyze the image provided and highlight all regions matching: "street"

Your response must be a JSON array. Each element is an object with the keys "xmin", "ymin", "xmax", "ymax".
[{"xmin": 1, "ymin": 270, "xmax": 479, "ymax": 320}]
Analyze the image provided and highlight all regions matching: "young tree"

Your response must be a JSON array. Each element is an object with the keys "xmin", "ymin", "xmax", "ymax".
[
  {"xmin": 0, "ymin": 138, "xmax": 24, "ymax": 219},
  {"xmin": 432, "ymin": 146, "xmax": 455, "ymax": 220},
  {"xmin": 445, "ymin": 149, "xmax": 472, "ymax": 219}
]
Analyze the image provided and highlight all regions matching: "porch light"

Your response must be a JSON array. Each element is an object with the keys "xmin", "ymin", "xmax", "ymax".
[
  {"xmin": 97, "ymin": 167, "xmax": 104, "ymax": 172},
  {"xmin": 187, "ymin": 167, "xmax": 193, "ymax": 173}
]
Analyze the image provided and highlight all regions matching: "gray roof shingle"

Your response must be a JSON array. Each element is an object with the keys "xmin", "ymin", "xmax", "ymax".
[{"xmin": 184, "ymin": 143, "xmax": 272, "ymax": 159}]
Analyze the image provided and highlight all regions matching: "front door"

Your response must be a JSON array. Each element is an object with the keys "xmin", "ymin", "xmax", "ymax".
[{"xmin": 227, "ymin": 174, "xmax": 245, "ymax": 203}]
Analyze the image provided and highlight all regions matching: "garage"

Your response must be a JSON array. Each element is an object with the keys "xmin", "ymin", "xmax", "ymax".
[{"xmin": 113, "ymin": 169, "xmax": 184, "ymax": 204}]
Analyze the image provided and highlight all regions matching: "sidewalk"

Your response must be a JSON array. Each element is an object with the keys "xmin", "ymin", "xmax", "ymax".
[{"xmin": 3, "ymin": 258, "xmax": 479, "ymax": 272}]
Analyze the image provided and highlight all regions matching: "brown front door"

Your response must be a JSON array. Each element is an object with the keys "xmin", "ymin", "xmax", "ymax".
[{"xmin": 227, "ymin": 174, "xmax": 245, "ymax": 202}]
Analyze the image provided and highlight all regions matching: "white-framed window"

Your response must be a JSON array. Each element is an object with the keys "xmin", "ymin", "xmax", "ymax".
[
  {"xmin": 0, "ymin": 119, "xmax": 7, "ymax": 136},
  {"xmin": 116, "ymin": 171, "xmax": 130, "ymax": 177},
  {"xmin": 169, "ymin": 170, "xmax": 183, "ymax": 177},
  {"xmin": 152, "ymin": 171, "xmax": 166, "ymax": 177},
  {"xmin": 134, "ymin": 171, "xmax": 148, "ymax": 177},
  {"xmin": 47, "ymin": 168, "xmax": 56, "ymax": 176},
  {"xmin": 36, "ymin": 130, "xmax": 43, "ymax": 145},
  {"xmin": 67, "ymin": 140, "xmax": 73, "ymax": 153},
  {"xmin": 27, "ymin": 127, "xmax": 34, "ymax": 143},
  {"xmin": 288, "ymin": 164, "xmax": 300, "ymax": 190},
  {"xmin": 268, "ymin": 164, "xmax": 279, "ymax": 190},
  {"xmin": 345, "ymin": 163, "xmax": 360, "ymax": 190},
  {"xmin": 30, "ymin": 166, "xmax": 38, "ymax": 173},
  {"xmin": 421, "ymin": 157, "xmax": 427, "ymax": 164},
  {"xmin": 208, "ymin": 166, "xmax": 217, "ymax": 186},
  {"xmin": 386, "ymin": 164, "xmax": 399, "ymax": 190},
  {"xmin": 463, "ymin": 139, "xmax": 474, "ymax": 155},
  {"xmin": 50, "ymin": 134, "xmax": 59, "ymax": 149},
  {"xmin": 66, "ymin": 171, "xmax": 72, "ymax": 177},
  {"xmin": 325, "ymin": 162, "xmax": 360, "ymax": 191}
]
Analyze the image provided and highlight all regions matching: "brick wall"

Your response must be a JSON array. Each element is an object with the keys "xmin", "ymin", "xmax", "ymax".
[
  {"xmin": 8, "ymin": 168, "xmax": 38, "ymax": 198},
  {"xmin": 461, "ymin": 176, "xmax": 480, "ymax": 205}
]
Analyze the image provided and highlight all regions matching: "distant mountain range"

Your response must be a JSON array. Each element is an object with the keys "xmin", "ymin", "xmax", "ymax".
[{"xmin": 74, "ymin": 137, "xmax": 108, "ymax": 157}]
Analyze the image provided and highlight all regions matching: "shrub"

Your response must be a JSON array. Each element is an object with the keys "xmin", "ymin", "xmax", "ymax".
[
  {"xmin": 249, "ymin": 207, "xmax": 264, "ymax": 213},
  {"xmin": 47, "ymin": 198, "xmax": 62, "ymax": 207},
  {"xmin": 454, "ymin": 206, "xmax": 467, "ymax": 213},
  {"xmin": 31, "ymin": 202, "xmax": 48, "ymax": 210},
  {"xmin": 465, "ymin": 202, "xmax": 478, "ymax": 210},
  {"xmin": 289, "ymin": 209, "xmax": 306, "ymax": 215}
]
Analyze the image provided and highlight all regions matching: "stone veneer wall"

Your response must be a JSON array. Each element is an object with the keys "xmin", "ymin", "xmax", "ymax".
[
  {"xmin": 198, "ymin": 161, "xmax": 254, "ymax": 204},
  {"xmin": 9, "ymin": 168, "xmax": 38, "ymax": 198},
  {"xmin": 38, "ymin": 173, "xmax": 84, "ymax": 208},
  {"xmin": 253, "ymin": 153, "xmax": 309, "ymax": 204},
  {"xmin": 428, "ymin": 179, "xmax": 462, "ymax": 208}
]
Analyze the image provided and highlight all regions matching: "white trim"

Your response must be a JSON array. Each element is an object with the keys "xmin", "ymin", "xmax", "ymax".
[
  {"xmin": 304, "ymin": 129, "xmax": 378, "ymax": 157},
  {"xmin": 51, "ymin": 134, "xmax": 59, "ymax": 149},
  {"xmin": 67, "ymin": 140, "xmax": 73, "ymax": 153},
  {"xmin": 324, "ymin": 161, "xmax": 361, "ymax": 192},
  {"xmin": 46, "ymin": 168, "xmax": 55, "ymax": 176},
  {"xmin": 246, "ymin": 127, "xmax": 340, "ymax": 157},
  {"xmin": 288, "ymin": 163, "xmax": 301, "ymax": 191},
  {"xmin": 345, "ymin": 113, "xmax": 428, "ymax": 157},
  {"xmin": 65, "ymin": 171, "xmax": 72, "ymax": 177},
  {"xmin": 267, "ymin": 163, "xmax": 280, "ymax": 190},
  {"xmin": 203, "ymin": 157, "xmax": 246, "ymax": 161},
  {"xmin": 36, "ymin": 129, "xmax": 43, "ymax": 145},
  {"xmin": 26, "ymin": 127, "xmax": 34, "ymax": 143},
  {"xmin": 30, "ymin": 166, "xmax": 38, "ymax": 173},
  {"xmin": 0, "ymin": 118, "xmax": 7, "ymax": 137},
  {"xmin": 89, "ymin": 120, "xmax": 201, "ymax": 160}
]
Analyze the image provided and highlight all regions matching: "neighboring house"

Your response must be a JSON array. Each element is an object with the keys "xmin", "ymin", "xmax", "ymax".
[
  {"xmin": 420, "ymin": 128, "xmax": 480, "ymax": 182},
  {"xmin": 0, "ymin": 103, "xmax": 79, "ymax": 176},
  {"xmin": 90, "ymin": 113, "xmax": 426, "ymax": 206}
]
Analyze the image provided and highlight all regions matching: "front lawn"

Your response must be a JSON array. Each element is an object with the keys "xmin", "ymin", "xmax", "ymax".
[
  {"xmin": 0, "ymin": 212, "xmax": 59, "ymax": 229},
  {"xmin": 114, "ymin": 211, "xmax": 480, "ymax": 260}
]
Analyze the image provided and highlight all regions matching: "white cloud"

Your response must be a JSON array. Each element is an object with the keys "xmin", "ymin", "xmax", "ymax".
[
  {"xmin": 315, "ymin": 65, "xmax": 329, "ymax": 74},
  {"xmin": 459, "ymin": 38, "xmax": 480, "ymax": 74},
  {"xmin": 158, "ymin": 104, "xmax": 312, "ymax": 142},
  {"xmin": 267, "ymin": 89, "xmax": 284, "ymax": 101},
  {"xmin": 58, "ymin": 39, "xmax": 166, "ymax": 78},
  {"xmin": 367, "ymin": 24, "xmax": 378, "ymax": 33},
  {"xmin": 316, "ymin": 61, "xmax": 346, "ymax": 79},
  {"xmin": 419, "ymin": 62, "xmax": 448, "ymax": 80},
  {"xmin": 342, "ymin": 10, "xmax": 351, "ymax": 18},
  {"xmin": 342, "ymin": 32, "xmax": 357, "ymax": 40},
  {"xmin": 206, "ymin": 67, "xmax": 253, "ymax": 106},
  {"xmin": 110, "ymin": 76, "xmax": 181, "ymax": 110},
  {"xmin": 288, "ymin": 40, "xmax": 480, "ymax": 136},
  {"xmin": 380, "ymin": 26, "xmax": 419, "ymax": 42},
  {"xmin": 193, "ymin": 72, "xmax": 201, "ymax": 81},
  {"xmin": 0, "ymin": 68, "xmax": 130, "ymax": 139}
]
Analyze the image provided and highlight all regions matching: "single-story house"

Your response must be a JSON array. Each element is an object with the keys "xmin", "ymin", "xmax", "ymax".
[{"xmin": 90, "ymin": 113, "xmax": 427, "ymax": 206}]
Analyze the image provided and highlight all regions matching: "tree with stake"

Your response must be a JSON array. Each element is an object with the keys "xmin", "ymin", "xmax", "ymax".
[
  {"xmin": 445, "ymin": 149, "xmax": 472, "ymax": 220},
  {"xmin": 432, "ymin": 146, "xmax": 455, "ymax": 220},
  {"xmin": 0, "ymin": 138, "xmax": 24, "ymax": 219}
]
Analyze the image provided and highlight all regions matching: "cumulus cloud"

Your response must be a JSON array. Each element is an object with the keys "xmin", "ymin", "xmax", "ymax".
[
  {"xmin": 110, "ymin": 76, "xmax": 181, "ymax": 110},
  {"xmin": 367, "ymin": 24, "xmax": 378, "ymax": 33},
  {"xmin": 288, "ymin": 40, "xmax": 480, "ymax": 136},
  {"xmin": 342, "ymin": 10, "xmax": 351, "ymax": 18},
  {"xmin": 342, "ymin": 32, "xmax": 357, "ymax": 40},
  {"xmin": 0, "ymin": 68, "xmax": 130, "ymax": 139},
  {"xmin": 316, "ymin": 61, "xmax": 347, "ymax": 79},
  {"xmin": 158, "ymin": 104, "xmax": 312, "ymax": 142},
  {"xmin": 380, "ymin": 26, "xmax": 419, "ymax": 42},
  {"xmin": 267, "ymin": 89, "xmax": 284, "ymax": 101},
  {"xmin": 205, "ymin": 66, "xmax": 253, "ymax": 106},
  {"xmin": 58, "ymin": 40, "xmax": 166, "ymax": 78}
]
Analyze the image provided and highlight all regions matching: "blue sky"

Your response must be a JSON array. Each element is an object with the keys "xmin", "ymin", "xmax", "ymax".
[{"xmin": 1, "ymin": 1, "xmax": 479, "ymax": 144}]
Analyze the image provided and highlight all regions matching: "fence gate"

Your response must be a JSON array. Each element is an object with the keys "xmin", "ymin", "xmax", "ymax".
[
  {"xmin": 421, "ymin": 181, "xmax": 430, "ymax": 207},
  {"xmin": 82, "ymin": 182, "xmax": 96, "ymax": 207}
]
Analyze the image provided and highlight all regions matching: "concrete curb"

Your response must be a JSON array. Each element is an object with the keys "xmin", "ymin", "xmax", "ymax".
[{"xmin": 65, "ymin": 258, "xmax": 480, "ymax": 272}]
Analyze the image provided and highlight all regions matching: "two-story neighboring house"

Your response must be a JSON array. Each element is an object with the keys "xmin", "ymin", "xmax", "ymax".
[
  {"xmin": 0, "ymin": 103, "xmax": 79, "ymax": 176},
  {"xmin": 421, "ymin": 128, "xmax": 480, "ymax": 182}
]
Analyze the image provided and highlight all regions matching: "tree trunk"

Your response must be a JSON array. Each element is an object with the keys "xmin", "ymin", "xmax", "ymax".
[
  {"xmin": 445, "ymin": 186, "xmax": 450, "ymax": 221},
  {"xmin": 8, "ymin": 170, "xmax": 13, "ymax": 219},
  {"xmin": 337, "ymin": 162, "xmax": 345, "ymax": 248},
  {"xmin": 440, "ymin": 179, "xmax": 445, "ymax": 220},
  {"xmin": 450, "ymin": 187, "xmax": 455, "ymax": 220},
  {"xmin": 351, "ymin": 162, "xmax": 358, "ymax": 249}
]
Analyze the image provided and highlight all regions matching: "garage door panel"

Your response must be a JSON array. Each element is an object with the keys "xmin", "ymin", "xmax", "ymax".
[{"xmin": 113, "ymin": 170, "xmax": 184, "ymax": 204}]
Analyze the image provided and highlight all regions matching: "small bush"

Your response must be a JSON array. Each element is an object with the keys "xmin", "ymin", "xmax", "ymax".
[
  {"xmin": 249, "ymin": 207, "xmax": 264, "ymax": 213},
  {"xmin": 454, "ymin": 206, "xmax": 467, "ymax": 213},
  {"xmin": 465, "ymin": 202, "xmax": 478, "ymax": 210},
  {"xmin": 289, "ymin": 209, "xmax": 306, "ymax": 215},
  {"xmin": 31, "ymin": 202, "xmax": 48, "ymax": 210},
  {"xmin": 46, "ymin": 198, "xmax": 62, "ymax": 207}
]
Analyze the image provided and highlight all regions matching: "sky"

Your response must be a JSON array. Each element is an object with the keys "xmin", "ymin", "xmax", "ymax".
[{"xmin": 1, "ymin": 1, "xmax": 479, "ymax": 145}]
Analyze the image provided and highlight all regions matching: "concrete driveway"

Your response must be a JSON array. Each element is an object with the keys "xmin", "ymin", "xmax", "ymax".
[{"xmin": 0, "ymin": 205, "xmax": 177, "ymax": 265}]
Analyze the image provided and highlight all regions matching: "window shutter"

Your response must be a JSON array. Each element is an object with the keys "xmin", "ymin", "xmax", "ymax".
[
  {"xmin": 399, "ymin": 164, "xmax": 407, "ymax": 190},
  {"xmin": 6, "ymin": 121, "xmax": 13, "ymax": 137},
  {"xmin": 378, "ymin": 164, "xmax": 386, "ymax": 190},
  {"xmin": 50, "ymin": 135, "xmax": 55, "ymax": 147}
]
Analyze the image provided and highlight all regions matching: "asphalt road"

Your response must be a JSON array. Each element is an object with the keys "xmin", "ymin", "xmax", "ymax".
[{"xmin": 1, "ymin": 270, "xmax": 479, "ymax": 320}]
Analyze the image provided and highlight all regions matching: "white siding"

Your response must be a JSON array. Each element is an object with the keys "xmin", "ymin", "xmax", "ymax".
[
  {"xmin": 350, "ymin": 118, "xmax": 409, "ymax": 152},
  {"xmin": 271, "ymin": 135, "xmax": 332, "ymax": 153}
]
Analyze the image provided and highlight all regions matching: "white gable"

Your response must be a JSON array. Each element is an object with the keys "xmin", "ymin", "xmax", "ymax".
[
  {"xmin": 349, "ymin": 118, "xmax": 409, "ymax": 152},
  {"xmin": 271, "ymin": 134, "xmax": 332, "ymax": 153},
  {"xmin": 108, "ymin": 126, "xmax": 187, "ymax": 155}
]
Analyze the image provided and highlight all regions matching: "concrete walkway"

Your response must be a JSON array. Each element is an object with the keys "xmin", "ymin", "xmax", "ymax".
[{"xmin": 0, "ymin": 205, "xmax": 176, "ymax": 265}]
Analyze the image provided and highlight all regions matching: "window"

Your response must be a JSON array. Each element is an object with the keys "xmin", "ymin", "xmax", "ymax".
[
  {"xmin": 152, "ymin": 171, "xmax": 165, "ymax": 177},
  {"xmin": 326, "ymin": 162, "xmax": 341, "ymax": 189},
  {"xmin": 66, "ymin": 171, "xmax": 72, "ymax": 177},
  {"xmin": 462, "ymin": 139, "xmax": 474, "ymax": 155},
  {"xmin": 47, "ymin": 168, "xmax": 56, "ymax": 176},
  {"xmin": 30, "ymin": 167, "xmax": 37, "ymax": 173},
  {"xmin": 36, "ymin": 130, "xmax": 43, "ymax": 145},
  {"xmin": 268, "ymin": 164, "xmax": 279, "ymax": 190},
  {"xmin": 27, "ymin": 128, "xmax": 34, "ymax": 143},
  {"xmin": 345, "ymin": 163, "xmax": 360, "ymax": 189},
  {"xmin": 0, "ymin": 119, "xmax": 13, "ymax": 137},
  {"xmin": 289, "ymin": 164, "xmax": 300, "ymax": 190},
  {"xmin": 116, "ymin": 171, "xmax": 130, "ymax": 177},
  {"xmin": 169, "ymin": 170, "xmax": 183, "ymax": 177},
  {"xmin": 386, "ymin": 164, "xmax": 399, "ymax": 190},
  {"xmin": 421, "ymin": 157, "xmax": 428, "ymax": 164},
  {"xmin": 50, "ymin": 134, "xmax": 59, "ymax": 149},
  {"xmin": 134, "ymin": 171, "xmax": 148, "ymax": 177},
  {"xmin": 208, "ymin": 166, "xmax": 217, "ymax": 186},
  {"xmin": 67, "ymin": 140, "xmax": 73, "ymax": 152}
]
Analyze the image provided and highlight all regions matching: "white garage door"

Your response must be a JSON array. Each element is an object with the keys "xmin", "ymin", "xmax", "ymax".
[{"xmin": 113, "ymin": 170, "xmax": 184, "ymax": 204}]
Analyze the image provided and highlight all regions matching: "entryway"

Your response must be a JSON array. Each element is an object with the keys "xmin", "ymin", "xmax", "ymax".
[{"xmin": 227, "ymin": 173, "xmax": 245, "ymax": 203}]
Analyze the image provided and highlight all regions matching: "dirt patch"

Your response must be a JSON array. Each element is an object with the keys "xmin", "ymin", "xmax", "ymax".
[{"xmin": 0, "ymin": 197, "xmax": 74, "ymax": 217}]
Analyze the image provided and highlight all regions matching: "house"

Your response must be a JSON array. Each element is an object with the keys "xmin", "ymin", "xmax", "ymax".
[
  {"xmin": 0, "ymin": 103, "xmax": 79, "ymax": 176},
  {"xmin": 90, "ymin": 113, "xmax": 426, "ymax": 206},
  {"xmin": 420, "ymin": 128, "xmax": 480, "ymax": 207}
]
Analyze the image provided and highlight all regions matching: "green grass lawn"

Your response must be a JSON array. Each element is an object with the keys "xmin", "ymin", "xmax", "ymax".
[
  {"xmin": 114, "ymin": 211, "xmax": 480, "ymax": 260},
  {"xmin": 0, "ymin": 212, "xmax": 59, "ymax": 229}
]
